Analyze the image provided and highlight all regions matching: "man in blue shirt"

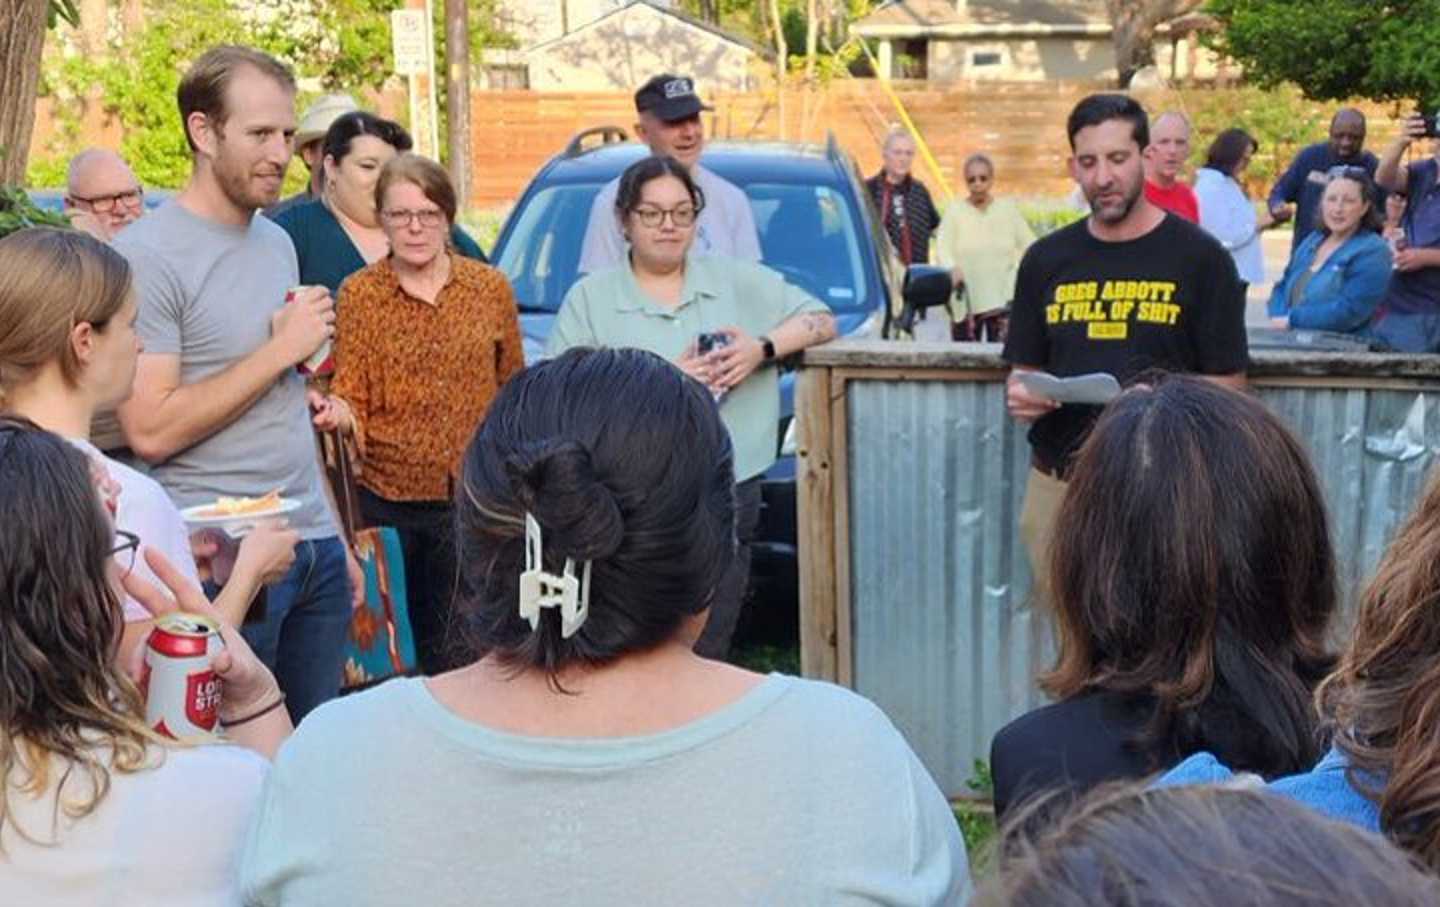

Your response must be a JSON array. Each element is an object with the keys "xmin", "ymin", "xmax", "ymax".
[
  {"xmin": 1268, "ymin": 108, "xmax": 1378, "ymax": 252},
  {"xmin": 1373, "ymin": 113, "xmax": 1440, "ymax": 352}
]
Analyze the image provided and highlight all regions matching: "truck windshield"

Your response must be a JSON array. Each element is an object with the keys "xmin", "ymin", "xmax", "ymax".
[{"xmin": 494, "ymin": 179, "xmax": 872, "ymax": 313}]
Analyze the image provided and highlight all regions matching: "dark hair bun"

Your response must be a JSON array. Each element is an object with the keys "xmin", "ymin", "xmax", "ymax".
[{"xmin": 505, "ymin": 439, "xmax": 624, "ymax": 563}]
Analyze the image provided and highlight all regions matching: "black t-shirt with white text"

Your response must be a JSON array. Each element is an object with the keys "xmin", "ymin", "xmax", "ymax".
[{"xmin": 1002, "ymin": 214, "xmax": 1249, "ymax": 470}]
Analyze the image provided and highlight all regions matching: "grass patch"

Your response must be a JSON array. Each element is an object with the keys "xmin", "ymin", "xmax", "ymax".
[{"xmin": 458, "ymin": 204, "xmax": 512, "ymax": 254}]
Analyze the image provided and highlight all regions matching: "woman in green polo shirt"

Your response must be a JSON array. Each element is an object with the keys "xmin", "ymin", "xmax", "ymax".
[{"xmin": 545, "ymin": 154, "xmax": 836, "ymax": 659}]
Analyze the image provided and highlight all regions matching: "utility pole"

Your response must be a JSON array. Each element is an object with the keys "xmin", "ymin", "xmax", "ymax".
[{"xmin": 444, "ymin": 0, "xmax": 470, "ymax": 211}]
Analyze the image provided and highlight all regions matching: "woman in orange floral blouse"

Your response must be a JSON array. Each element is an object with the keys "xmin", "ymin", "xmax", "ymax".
[{"xmin": 312, "ymin": 154, "xmax": 524, "ymax": 672}]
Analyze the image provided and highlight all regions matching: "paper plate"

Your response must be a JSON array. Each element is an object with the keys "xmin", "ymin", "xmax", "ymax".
[{"xmin": 180, "ymin": 497, "xmax": 301, "ymax": 534}]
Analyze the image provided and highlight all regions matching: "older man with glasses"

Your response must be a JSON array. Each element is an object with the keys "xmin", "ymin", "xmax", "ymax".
[{"xmin": 64, "ymin": 148, "xmax": 145, "ymax": 242}]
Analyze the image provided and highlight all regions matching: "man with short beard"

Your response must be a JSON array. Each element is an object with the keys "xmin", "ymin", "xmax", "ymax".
[
  {"xmin": 114, "ymin": 45, "xmax": 362, "ymax": 724},
  {"xmin": 1002, "ymin": 94, "xmax": 1248, "ymax": 601},
  {"xmin": 579, "ymin": 73, "xmax": 760, "ymax": 273}
]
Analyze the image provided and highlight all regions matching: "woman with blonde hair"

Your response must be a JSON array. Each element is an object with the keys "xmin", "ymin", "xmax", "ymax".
[
  {"xmin": 0, "ymin": 228, "xmax": 296, "ymax": 661},
  {"xmin": 1164, "ymin": 459, "xmax": 1440, "ymax": 871},
  {"xmin": 0, "ymin": 418, "xmax": 290, "ymax": 904}
]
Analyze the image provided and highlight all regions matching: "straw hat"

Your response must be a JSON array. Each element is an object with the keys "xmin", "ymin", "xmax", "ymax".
[{"xmin": 296, "ymin": 93, "xmax": 360, "ymax": 148}]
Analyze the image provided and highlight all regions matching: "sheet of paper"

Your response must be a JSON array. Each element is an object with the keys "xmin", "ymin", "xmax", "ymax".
[{"xmin": 1015, "ymin": 371, "xmax": 1122, "ymax": 406}]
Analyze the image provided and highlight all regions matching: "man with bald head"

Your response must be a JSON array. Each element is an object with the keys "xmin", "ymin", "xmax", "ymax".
[
  {"xmin": 1143, "ymin": 111, "xmax": 1199, "ymax": 222},
  {"xmin": 64, "ymin": 149, "xmax": 144, "ymax": 242},
  {"xmin": 1268, "ymin": 108, "xmax": 1379, "ymax": 252}
]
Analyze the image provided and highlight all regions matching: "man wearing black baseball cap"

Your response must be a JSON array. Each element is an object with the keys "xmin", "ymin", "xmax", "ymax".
[{"xmin": 579, "ymin": 73, "xmax": 761, "ymax": 272}]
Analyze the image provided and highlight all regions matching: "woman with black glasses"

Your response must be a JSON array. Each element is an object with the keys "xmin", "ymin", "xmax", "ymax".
[
  {"xmin": 0, "ymin": 418, "xmax": 291, "ymax": 904},
  {"xmin": 0, "ymin": 228, "xmax": 296, "ymax": 664},
  {"xmin": 543, "ymin": 155, "xmax": 837, "ymax": 660}
]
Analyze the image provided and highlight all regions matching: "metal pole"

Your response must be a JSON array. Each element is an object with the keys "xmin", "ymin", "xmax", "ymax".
[{"xmin": 444, "ymin": 0, "xmax": 470, "ymax": 211}]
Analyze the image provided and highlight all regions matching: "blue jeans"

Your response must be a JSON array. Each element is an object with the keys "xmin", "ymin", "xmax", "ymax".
[{"xmin": 239, "ymin": 536, "xmax": 353, "ymax": 725}]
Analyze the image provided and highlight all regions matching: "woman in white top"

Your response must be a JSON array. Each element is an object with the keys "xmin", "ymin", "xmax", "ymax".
[
  {"xmin": 241, "ymin": 347, "xmax": 971, "ymax": 906},
  {"xmin": 935, "ymin": 153, "xmax": 1036, "ymax": 340},
  {"xmin": 0, "ymin": 417, "xmax": 292, "ymax": 906},
  {"xmin": 1195, "ymin": 128, "xmax": 1278, "ymax": 287},
  {"xmin": 0, "ymin": 229, "xmax": 297, "ymax": 665}
]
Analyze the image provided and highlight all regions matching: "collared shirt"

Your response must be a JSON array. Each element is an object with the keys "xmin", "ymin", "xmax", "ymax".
[
  {"xmin": 331, "ymin": 256, "xmax": 524, "ymax": 501},
  {"xmin": 1195, "ymin": 168, "xmax": 1266, "ymax": 284},
  {"xmin": 577, "ymin": 164, "xmax": 762, "ymax": 273},
  {"xmin": 545, "ymin": 254, "xmax": 830, "ymax": 481}
]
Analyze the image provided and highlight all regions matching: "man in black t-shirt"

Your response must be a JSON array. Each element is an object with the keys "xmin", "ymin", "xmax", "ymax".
[{"xmin": 1002, "ymin": 94, "xmax": 1249, "ymax": 597}]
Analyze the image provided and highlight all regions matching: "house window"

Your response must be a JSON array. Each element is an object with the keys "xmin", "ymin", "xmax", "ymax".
[
  {"xmin": 485, "ymin": 64, "xmax": 529, "ymax": 90},
  {"xmin": 895, "ymin": 39, "xmax": 928, "ymax": 79},
  {"xmin": 971, "ymin": 51, "xmax": 1002, "ymax": 67}
]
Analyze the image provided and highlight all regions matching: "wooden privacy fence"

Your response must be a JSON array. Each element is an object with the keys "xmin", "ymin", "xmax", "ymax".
[{"xmin": 463, "ymin": 81, "xmax": 1404, "ymax": 209}]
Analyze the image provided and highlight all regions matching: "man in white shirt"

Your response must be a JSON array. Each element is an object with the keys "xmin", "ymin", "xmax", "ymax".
[{"xmin": 578, "ymin": 73, "xmax": 761, "ymax": 273}]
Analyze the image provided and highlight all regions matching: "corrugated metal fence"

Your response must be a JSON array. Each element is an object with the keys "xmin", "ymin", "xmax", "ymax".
[{"xmin": 797, "ymin": 342, "xmax": 1440, "ymax": 798}]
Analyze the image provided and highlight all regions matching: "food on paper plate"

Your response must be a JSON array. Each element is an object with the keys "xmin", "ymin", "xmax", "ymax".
[{"xmin": 194, "ymin": 490, "xmax": 283, "ymax": 519}]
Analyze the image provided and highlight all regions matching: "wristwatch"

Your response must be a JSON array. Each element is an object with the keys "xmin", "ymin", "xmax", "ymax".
[{"xmin": 760, "ymin": 335, "xmax": 776, "ymax": 362}]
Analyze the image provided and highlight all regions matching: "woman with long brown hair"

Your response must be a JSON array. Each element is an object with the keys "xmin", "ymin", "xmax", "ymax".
[
  {"xmin": 0, "ymin": 419, "xmax": 289, "ymax": 903},
  {"xmin": 1163, "ymin": 458, "xmax": 1440, "ymax": 871},
  {"xmin": 990, "ymin": 374, "xmax": 1338, "ymax": 820}
]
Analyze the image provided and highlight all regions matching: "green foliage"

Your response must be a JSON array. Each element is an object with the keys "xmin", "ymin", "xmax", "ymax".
[
  {"xmin": 0, "ymin": 187, "xmax": 71, "ymax": 239},
  {"xmin": 30, "ymin": 0, "xmax": 513, "ymax": 188},
  {"xmin": 1206, "ymin": 0, "xmax": 1440, "ymax": 106},
  {"xmin": 1177, "ymin": 84, "xmax": 1332, "ymax": 194},
  {"xmin": 1019, "ymin": 202, "xmax": 1085, "ymax": 237}
]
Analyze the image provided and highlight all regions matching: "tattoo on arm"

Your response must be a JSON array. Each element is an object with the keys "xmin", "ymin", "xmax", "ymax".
[{"xmin": 801, "ymin": 312, "xmax": 835, "ymax": 342}]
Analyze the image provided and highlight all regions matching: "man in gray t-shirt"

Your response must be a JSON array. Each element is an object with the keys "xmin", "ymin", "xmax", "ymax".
[
  {"xmin": 115, "ymin": 46, "xmax": 358, "ymax": 723},
  {"xmin": 578, "ymin": 73, "xmax": 761, "ymax": 273}
]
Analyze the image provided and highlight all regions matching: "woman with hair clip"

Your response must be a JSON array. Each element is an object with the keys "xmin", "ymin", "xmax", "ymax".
[
  {"xmin": 271, "ymin": 111, "xmax": 485, "ymax": 297},
  {"xmin": 990, "ymin": 374, "xmax": 1338, "ymax": 821},
  {"xmin": 0, "ymin": 227, "xmax": 297, "ymax": 663},
  {"xmin": 973, "ymin": 782, "xmax": 1440, "ymax": 906},
  {"xmin": 0, "ymin": 420, "xmax": 291, "ymax": 903},
  {"xmin": 242, "ymin": 347, "xmax": 969, "ymax": 906},
  {"xmin": 1163, "ymin": 459, "xmax": 1440, "ymax": 872},
  {"xmin": 1268, "ymin": 168, "xmax": 1393, "ymax": 334}
]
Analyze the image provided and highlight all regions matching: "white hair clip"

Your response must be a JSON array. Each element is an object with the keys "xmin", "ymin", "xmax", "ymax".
[{"xmin": 518, "ymin": 512, "xmax": 591, "ymax": 638}]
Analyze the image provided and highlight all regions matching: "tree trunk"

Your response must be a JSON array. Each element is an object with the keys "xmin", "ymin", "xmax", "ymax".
[
  {"xmin": 769, "ymin": 0, "xmax": 786, "ymax": 139},
  {"xmin": 444, "ymin": 0, "xmax": 470, "ymax": 212},
  {"xmin": 0, "ymin": 0, "xmax": 48, "ymax": 185},
  {"xmin": 805, "ymin": 0, "xmax": 818, "ymax": 81},
  {"xmin": 1105, "ymin": 0, "xmax": 1202, "ymax": 89}
]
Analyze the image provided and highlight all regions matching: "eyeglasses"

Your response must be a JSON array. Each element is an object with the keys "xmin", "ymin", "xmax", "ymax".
[
  {"xmin": 110, "ymin": 530, "xmax": 140, "ymax": 579},
  {"xmin": 68, "ymin": 188, "xmax": 144, "ymax": 214},
  {"xmin": 380, "ymin": 208, "xmax": 446, "ymax": 229},
  {"xmin": 630, "ymin": 204, "xmax": 700, "ymax": 228}
]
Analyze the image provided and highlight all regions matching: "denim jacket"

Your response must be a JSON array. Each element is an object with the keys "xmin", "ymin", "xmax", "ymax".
[{"xmin": 1267, "ymin": 230, "xmax": 1392, "ymax": 333}]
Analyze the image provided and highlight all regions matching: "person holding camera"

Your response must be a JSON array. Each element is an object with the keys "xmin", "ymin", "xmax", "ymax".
[
  {"xmin": 545, "ymin": 155, "xmax": 836, "ymax": 660},
  {"xmin": 1372, "ymin": 112, "xmax": 1440, "ymax": 352}
]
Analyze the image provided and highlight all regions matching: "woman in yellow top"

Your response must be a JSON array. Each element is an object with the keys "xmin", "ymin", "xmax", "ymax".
[
  {"xmin": 311, "ymin": 154, "xmax": 524, "ymax": 674},
  {"xmin": 935, "ymin": 153, "xmax": 1036, "ymax": 341}
]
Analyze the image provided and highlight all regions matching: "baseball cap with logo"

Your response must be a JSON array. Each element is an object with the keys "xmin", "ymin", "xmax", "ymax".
[
  {"xmin": 634, "ymin": 74, "xmax": 713, "ymax": 122},
  {"xmin": 296, "ymin": 93, "xmax": 360, "ymax": 149}
]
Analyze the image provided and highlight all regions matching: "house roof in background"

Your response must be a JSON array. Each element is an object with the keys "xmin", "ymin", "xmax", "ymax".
[
  {"xmin": 529, "ymin": 0, "xmax": 770, "ymax": 57},
  {"xmin": 853, "ymin": 0, "xmax": 1111, "ymax": 34}
]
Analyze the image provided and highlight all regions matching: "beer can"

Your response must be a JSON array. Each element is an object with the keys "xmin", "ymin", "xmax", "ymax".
[
  {"xmin": 140, "ymin": 614, "xmax": 224, "ymax": 741},
  {"xmin": 285, "ymin": 287, "xmax": 334, "ymax": 376}
]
